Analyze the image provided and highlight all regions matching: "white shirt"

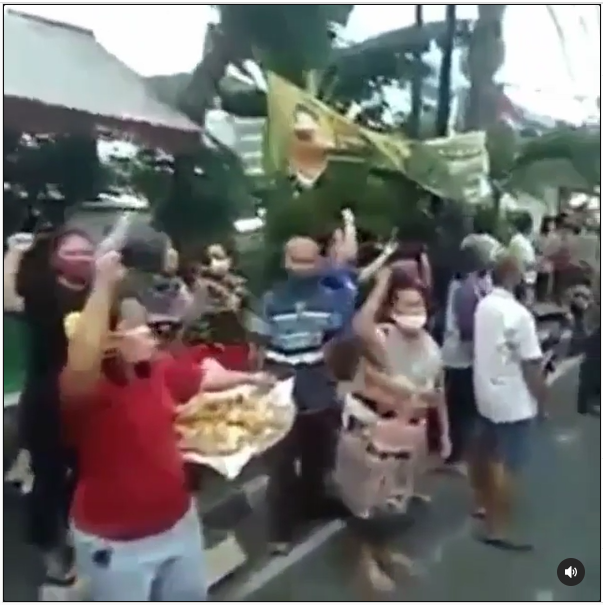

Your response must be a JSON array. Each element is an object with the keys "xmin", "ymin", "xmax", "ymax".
[
  {"xmin": 509, "ymin": 233, "xmax": 537, "ymax": 284},
  {"xmin": 473, "ymin": 288, "xmax": 542, "ymax": 423}
]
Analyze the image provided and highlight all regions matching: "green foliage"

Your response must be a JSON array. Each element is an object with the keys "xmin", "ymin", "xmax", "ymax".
[
  {"xmin": 486, "ymin": 122, "xmax": 520, "ymax": 179},
  {"xmin": 258, "ymin": 156, "xmax": 435, "ymax": 283},
  {"xmin": 513, "ymin": 127, "xmax": 600, "ymax": 188},
  {"xmin": 4, "ymin": 131, "xmax": 103, "ymax": 233},
  {"xmin": 218, "ymin": 5, "xmax": 354, "ymax": 87},
  {"xmin": 213, "ymin": 19, "xmax": 475, "ymax": 121},
  {"xmin": 4, "ymin": 132, "xmax": 102, "ymax": 204},
  {"xmin": 148, "ymin": 145, "xmax": 252, "ymax": 251}
]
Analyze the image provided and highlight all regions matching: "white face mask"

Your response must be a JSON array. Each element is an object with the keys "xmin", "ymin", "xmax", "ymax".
[
  {"xmin": 210, "ymin": 259, "xmax": 230, "ymax": 274},
  {"xmin": 392, "ymin": 314, "xmax": 427, "ymax": 332}
]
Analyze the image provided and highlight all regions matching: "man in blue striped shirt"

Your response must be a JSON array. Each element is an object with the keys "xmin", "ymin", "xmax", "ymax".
[{"xmin": 250, "ymin": 236, "xmax": 354, "ymax": 553}]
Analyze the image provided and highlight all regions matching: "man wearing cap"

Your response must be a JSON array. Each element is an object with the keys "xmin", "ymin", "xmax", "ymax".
[
  {"xmin": 472, "ymin": 253, "xmax": 547, "ymax": 551},
  {"xmin": 248, "ymin": 235, "xmax": 353, "ymax": 554}
]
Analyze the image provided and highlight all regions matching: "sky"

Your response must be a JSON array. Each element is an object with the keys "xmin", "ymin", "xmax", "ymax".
[{"xmin": 6, "ymin": 4, "xmax": 600, "ymax": 124}]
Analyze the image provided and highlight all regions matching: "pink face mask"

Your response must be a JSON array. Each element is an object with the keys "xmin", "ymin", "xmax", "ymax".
[
  {"xmin": 53, "ymin": 234, "xmax": 95, "ymax": 287},
  {"xmin": 392, "ymin": 314, "xmax": 427, "ymax": 333}
]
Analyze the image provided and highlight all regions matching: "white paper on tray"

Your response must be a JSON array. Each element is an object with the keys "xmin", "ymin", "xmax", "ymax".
[
  {"xmin": 182, "ymin": 446, "xmax": 256, "ymax": 480},
  {"xmin": 181, "ymin": 377, "xmax": 295, "ymax": 480}
]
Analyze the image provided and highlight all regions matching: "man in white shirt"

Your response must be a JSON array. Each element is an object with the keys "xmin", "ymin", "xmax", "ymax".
[
  {"xmin": 508, "ymin": 212, "xmax": 537, "ymax": 304},
  {"xmin": 472, "ymin": 253, "xmax": 547, "ymax": 552}
]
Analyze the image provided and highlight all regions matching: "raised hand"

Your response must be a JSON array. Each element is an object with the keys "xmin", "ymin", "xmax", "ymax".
[
  {"xmin": 95, "ymin": 250, "xmax": 126, "ymax": 286},
  {"xmin": 341, "ymin": 208, "xmax": 355, "ymax": 227},
  {"xmin": 7, "ymin": 232, "xmax": 34, "ymax": 253}
]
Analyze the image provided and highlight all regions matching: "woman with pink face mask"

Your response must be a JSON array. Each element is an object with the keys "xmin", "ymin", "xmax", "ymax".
[
  {"xmin": 6, "ymin": 226, "xmax": 96, "ymax": 592},
  {"xmin": 338, "ymin": 268, "xmax": 450, "ymax": 592}
]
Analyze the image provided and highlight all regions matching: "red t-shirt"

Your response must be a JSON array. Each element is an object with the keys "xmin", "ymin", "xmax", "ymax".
[
  {"xmin": 159, "ymin": 349, "xmax": 205, "ymax": 405},
  {"xmin": 61, "ymin": 358, "xmax": 202, "ymax": 540}
]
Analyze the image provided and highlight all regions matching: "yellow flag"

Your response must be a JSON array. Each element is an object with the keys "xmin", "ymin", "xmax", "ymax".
[
  {"xmin": 263, "ymin": 72, "xmax": 488, "ymax": 202},
  {"xmin": 263, "ymin": 72, "xmax": 411, "ymax": 187}
]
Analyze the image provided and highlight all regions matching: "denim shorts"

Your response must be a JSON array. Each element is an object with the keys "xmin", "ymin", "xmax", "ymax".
[{"xmin": 476, "ymin": 416, "xmax": 534, "ymax": 472}]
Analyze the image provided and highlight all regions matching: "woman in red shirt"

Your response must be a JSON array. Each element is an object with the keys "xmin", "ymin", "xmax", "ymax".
[{"xmin": 60, "ymin": 251, "xmax": 210, "ymax": 601}]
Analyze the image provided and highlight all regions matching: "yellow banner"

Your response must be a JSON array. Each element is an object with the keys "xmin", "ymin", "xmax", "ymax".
[
  {"xmin": 264, "ymin": 72, "xmax": 411, "ymax": 186},
  {"xmin": 264, "ymin": 72, "xmax": 488, "ymax": 202}
]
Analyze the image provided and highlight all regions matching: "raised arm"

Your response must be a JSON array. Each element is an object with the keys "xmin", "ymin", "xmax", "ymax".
[
  {"xmin": 357, "ymin": 241, "xmax": 398, "ymax": 284},
  {"xmin": 61, "ymin": 252, "xmax": 124, "ymax": 400},
  {"xmin": 4, "ymin": 249, "xmax": 25, "ymax": 312},
  {"xmin": 353, "ymin": 268, "xmax": 391, "ymax": 369},
  {"xmin": 330, "ymin": 208, "xmax": 358, "ymax": 266},
  {"xmin": 3, "ymin": 234, "xmax": 33, "ymax": 312}
]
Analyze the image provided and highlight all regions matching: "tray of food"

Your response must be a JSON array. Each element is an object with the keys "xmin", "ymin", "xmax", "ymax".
[{"xmin": 176, "ymin": 378, "xmax": 296, "ymax": 479}]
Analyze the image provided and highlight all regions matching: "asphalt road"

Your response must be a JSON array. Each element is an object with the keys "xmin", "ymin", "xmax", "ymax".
[
  {"xmin": 236, "ymin": 364, "xmax": 601, "ymax": 602},
  {"xmin": 3, "ymin": 362, "xmax": 600, "ymax": 602}
]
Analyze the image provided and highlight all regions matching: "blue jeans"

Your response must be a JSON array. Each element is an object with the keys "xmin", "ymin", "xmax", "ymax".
[{"xmin": 71, "ymin": 501, "xmax": 207, "ymax": 601}]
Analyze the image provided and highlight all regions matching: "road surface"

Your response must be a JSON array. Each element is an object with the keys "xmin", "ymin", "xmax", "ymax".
[{"xmin": 3, "ymin": 361, "xmax": 600, "ymax": 602}]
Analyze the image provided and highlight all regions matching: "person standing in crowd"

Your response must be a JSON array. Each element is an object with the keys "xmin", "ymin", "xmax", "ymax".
[
  {"xmin": 200, "ymin": 243, "xmax": 247, "ymax": 312},
  {"xmin": 441, "ymin": 244, "xmax": 492, "ymax": 476},
  {"xmin": 60, "ymin": 251, "xmax": 210, "ymax": 601},
  {"xmin": 472, "ymin": 254, "xmax": 547, "ymax": 551},
  {"xmin": 542, "ymin": 213, "xmax": 574, "ymax": 304},
  {"xmin": 342, "ymin": 268, "xmax": 450, "ymax": 590},
  {"xmin": 248, "ymin": 236, "xmax": 354, "ymax": 554},
  {"xmin": 535, "ymin": 216, "xmax": 556, "ymax": 302},
  {"xmin": 4, "ymin": 225, "xmax": 95, "ymax": 588},
  {"xmin": 577, "ymin": 267, "xmax": 600, "ymax": 416},
  {"xmin": 508, "ymin": 212, "xmax": 537, "ymax": 305}
]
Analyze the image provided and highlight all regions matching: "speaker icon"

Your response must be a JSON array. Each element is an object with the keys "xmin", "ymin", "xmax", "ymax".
[
  {"xmin": 558, "ymin": 558, "xmax": 585, "ymax": 586},
  {"xmin": 565, "ymin": 566, "xmax": 577, "ymax": 578}
]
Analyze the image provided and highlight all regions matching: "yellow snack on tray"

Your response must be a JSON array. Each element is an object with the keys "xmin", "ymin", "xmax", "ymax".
[{"xmin": 176, "ymin": 389, "xmax": 287, "ymax": 455}]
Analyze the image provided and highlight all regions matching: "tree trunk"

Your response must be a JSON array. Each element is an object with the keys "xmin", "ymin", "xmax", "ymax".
[
  {"xmin": 465, "ymin": 5, "xmax": 507, "ymax": 130},
  {"xmin": 435, "ymin": 5, "xmax": 456, "ymax": 137},
  {"xmin": 179, "ymin": 24, "xmax": 234, "ymax": 127},
  {"xmin": 409, "ymin": 5, "xmax": 424, "ymax": 138}
]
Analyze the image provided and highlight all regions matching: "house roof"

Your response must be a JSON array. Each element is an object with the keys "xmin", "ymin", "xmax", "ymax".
[{"xmin": 3, "ymin": 10, "xmax": 201, "ymax": 151}]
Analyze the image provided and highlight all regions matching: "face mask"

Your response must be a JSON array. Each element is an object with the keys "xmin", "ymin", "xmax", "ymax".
[
  {"xmin": 392, "ymin": 314, "xmax": 427, "ymax": 333},
  {"xmin": 210, "ymin": 259, "xmax": 230, "ymax": 274}
]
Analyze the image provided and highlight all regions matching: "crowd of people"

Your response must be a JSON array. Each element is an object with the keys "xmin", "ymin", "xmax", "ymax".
[{"xmin": 2, "ymin": 206, "xmax": 599, "ymax": 600}]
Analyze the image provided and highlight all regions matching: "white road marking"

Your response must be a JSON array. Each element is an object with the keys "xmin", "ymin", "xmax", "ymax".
[{"xmin": 224, "ymin": 520, "xmax": 345, "ymax": 600}]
